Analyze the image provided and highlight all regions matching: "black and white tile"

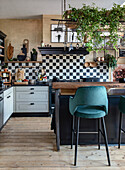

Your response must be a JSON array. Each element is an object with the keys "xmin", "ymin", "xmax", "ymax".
[{"xmin": 0, "ymin": 54, "xmax": 109, "ymax": 82}]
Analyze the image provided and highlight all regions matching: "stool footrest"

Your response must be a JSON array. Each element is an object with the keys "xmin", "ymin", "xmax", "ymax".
[
  {"xmin": 75, "ymin": 131, "xmax": 98, "ymax": 134},
  {"xmin": 121, "ymin": 128, "xmax": 125, "ymax": 133}
]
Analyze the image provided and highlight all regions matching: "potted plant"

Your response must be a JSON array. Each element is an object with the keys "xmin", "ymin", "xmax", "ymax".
[
  {"xmin": 31, "ymin": 48, "xmax": 37, "ymax": 61},
  {"xmin": 2, "ymin": 63, "xmax": 8, "ymax": 72},
  {"xmin": 105, "ymin": 54, "xmax": 117, "ymax": 69},
  {"xmin": 105, "ymin": 54, "xmax": 117, "ymax": 81},
  {"xmin": 63, "ymin": 3, "xmax": 125, "ymax": 52}
]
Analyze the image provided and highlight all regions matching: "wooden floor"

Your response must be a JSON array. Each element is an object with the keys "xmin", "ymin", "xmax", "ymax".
[{"xmin": 0, "ymin": 117, "xmax": 125, "ymax": 170}]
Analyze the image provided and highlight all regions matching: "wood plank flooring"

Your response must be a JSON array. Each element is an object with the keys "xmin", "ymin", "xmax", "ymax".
[{"xmin": 0, "ymin": 117, "xmax": 125, "ymax": 170}]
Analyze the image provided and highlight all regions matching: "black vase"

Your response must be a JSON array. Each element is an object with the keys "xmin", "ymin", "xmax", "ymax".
[
  {"xmin": 31, "ymin": 52, "xmax": 37, "ymax": 61},
  {"xmin": 21, "ymin": 44, "xmax": 27, "ymax": 58}
]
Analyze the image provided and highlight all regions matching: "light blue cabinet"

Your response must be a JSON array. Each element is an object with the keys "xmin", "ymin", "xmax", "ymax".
[
  {"xmin": 3, "ymin": 87, "xmax": 13, "ymax": 124},
  {"xmin": 14, "ymin": 86, "xmax": 49, "ymax": 113}
]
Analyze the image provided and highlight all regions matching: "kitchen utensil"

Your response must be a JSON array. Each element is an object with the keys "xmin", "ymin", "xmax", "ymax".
[
  {"xmin": 13, "ymin": 81, "xmax": 28, "ymax": 85},
  {"xmin": 15, "ymin": 68, "xmax": 24, "ymax": 81},
  {"xmin": 29, "ymin": 79, "xmax": 36, "ymax": 85},
  {"xmin": 7, "ymin": 42, "xmax": 14, "ymax": 60}
]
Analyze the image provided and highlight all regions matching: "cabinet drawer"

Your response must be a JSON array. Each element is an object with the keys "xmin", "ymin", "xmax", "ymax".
[
  {"xmin": 16, "ymin": 92, "xmax": 48, "ymax": 102},
  {"xmin": 15, "ymin": 102, "xmax": 49, "ymax": 112},
  {"xmin": 15, "ymin": 86, "xmax": 48, "ymax": 92}
]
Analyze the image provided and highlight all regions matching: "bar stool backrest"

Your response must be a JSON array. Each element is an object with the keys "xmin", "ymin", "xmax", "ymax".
[{"xmin": 69, "ymin": 86, "xmax": 108, "ymax": 116}]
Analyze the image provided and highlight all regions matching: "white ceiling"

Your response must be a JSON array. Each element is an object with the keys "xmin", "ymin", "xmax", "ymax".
[{"xmin": 0, "ymin": 0, "xmax": 124, "ymax": 19}]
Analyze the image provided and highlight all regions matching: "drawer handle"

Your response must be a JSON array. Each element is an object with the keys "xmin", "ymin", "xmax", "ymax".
[
  {"xmin": 7, "ymin": 96, "xmax": 11, "ymax": 98},
  {"xmin": 30, "ymin": 88, "xmax": 34, "ymax": 90},
  {"xmin": 30, "ymin": 103, "xmax": 34, "ymax": 105},
  {"xmin": 30, "ymin": 92, "xmax": 34, "ymax": 94}
]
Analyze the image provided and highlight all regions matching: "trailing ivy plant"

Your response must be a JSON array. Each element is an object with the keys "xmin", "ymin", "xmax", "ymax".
[{"xmin": 63, "ymin": 3, "xmax": 125, "ymax": 52}]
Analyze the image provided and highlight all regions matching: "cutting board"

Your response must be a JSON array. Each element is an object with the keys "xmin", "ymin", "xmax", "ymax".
[
  {"xmin": 7, "ymin": 43, "xmax": 14, "ymax": 60},
  {"xmin": 15, "ymin": 68, "xmax": 24, "ymax": 81},
  {"xmin": 13, "ymin": 82, "xmax": 28, "ymax": 85}
]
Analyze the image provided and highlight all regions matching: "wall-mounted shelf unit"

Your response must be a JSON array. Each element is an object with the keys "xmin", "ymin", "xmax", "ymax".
[
  {"xmin": 0, "ymin": 31, "xmax": 7, "ymax": 64},
  {"xmin": 38, "ymin": 47, "xmax": 89, "ymax": 55},
  {"xmin": 0, "ymin": 71, "xmax": 11, "ymax": 84}
]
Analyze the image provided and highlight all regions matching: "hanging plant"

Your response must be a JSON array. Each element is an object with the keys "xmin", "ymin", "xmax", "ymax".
[{"xmin": 63, "ymin": 3, "xmax": 125, "ymax": 52}]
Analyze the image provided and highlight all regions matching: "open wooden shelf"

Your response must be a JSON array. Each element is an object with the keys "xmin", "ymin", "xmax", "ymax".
[
  {"xmin": 0, "ymin": 31, "xmax": 6, "ymax": 63},
  {"xmin": 5, "ymin": 61, "xmax": 42, "ymax": 63},
  {"xmin": 0, "ymin": 45, "xmax": 4, "ymax": 49},
  {"xmin": 38, "ymin": 47, "xmax": 89, "ymax": 55}
]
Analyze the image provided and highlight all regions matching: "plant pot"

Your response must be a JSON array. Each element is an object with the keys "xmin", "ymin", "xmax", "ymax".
[
  {"xmin": 119, "ymin": 78, "xmax": 125, "ymax": 83},
  {"xmin": 4, "ymin": 68, "xmax": 8, "ymax": 72},
  {"xmin": 31, "ymin": 53, "xmax": 37, "ymax": 61}
]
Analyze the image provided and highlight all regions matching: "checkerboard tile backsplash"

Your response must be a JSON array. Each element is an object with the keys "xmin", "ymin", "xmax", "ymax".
[{"xmin": 0, "ymin": 54, "xmax": 109, "ymax": 82}]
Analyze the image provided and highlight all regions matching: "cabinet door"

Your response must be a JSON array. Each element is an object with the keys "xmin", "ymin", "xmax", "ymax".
[
  {"xmin": 3, "ymin": 89, "xmax": 13, "ymax": 124},
  {"xmin": 0, "ymin": 100, "xmax": 3, "ymax": 129}
]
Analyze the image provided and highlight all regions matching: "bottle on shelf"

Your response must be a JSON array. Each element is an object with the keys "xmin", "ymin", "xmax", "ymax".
[
  {"xmin": 69, "ymin": 43, "xmax": 73, "ymax": 51},
  {"xmin": 76, "ymin": 43, "xmax": 79, "ymax": 49},
  {"xmin": 41, "ymin": 41, "xmax": 44, "ymax": 47}
]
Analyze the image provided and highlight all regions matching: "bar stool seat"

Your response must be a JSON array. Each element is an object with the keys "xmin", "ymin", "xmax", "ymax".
[
  {"xmin": 69, "ymin": 86, "xmax": 111, "ymax": 166},
  {"xmin": 118, "ymin": 96, "xmax": 125, "ymax": 148},
  {"xmin": 74, "ymin": 105, "xmax": 106, "ymax": 118}
]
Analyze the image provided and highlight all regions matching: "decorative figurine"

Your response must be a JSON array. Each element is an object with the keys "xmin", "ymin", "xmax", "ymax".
[{"xmin": 76, "ymin": 43, "xmax": 79, "ymax": 49}]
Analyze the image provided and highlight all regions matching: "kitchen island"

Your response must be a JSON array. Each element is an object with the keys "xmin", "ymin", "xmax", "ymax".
[{"xmin": 52, "ymin": 82, "xmax": 125, "ymax": 151}]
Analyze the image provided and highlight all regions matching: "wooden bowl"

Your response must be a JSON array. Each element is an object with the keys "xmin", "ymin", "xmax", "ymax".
[
  {"xmin": 90, "ymin": 62, "xmax": 97, "ymax": 67},
  {"xmin": 84, "ymin": 62, "xmax": 90, "ymax": 67}
]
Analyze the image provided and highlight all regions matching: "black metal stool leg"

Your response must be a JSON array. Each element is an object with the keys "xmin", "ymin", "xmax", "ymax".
[
  {"xmin": 101, "ymin": 117, "xmax": 111, "ymax": 166},
  {"xmin": 74, "ymin": 117, "xmax": 80, "ymax": 166},
  {"xmin": 71, "ymin": 115, "xmax": 75, "ymax": 149},
  {"xmin": 118, "ymin": 112, "xmax": 122, "ymax": 149},
  {"xmin": 98, "ymin": 118, "xmax": 101, "ymax": 150}
]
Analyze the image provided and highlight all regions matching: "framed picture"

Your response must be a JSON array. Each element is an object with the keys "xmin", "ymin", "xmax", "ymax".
[
  {"xmin": 67, "ymin": 28, "xmax": 82, "ymax": 43},
  {"xmin": 51, "ymin": 24, "xmax": 66, "ymax": 43}
]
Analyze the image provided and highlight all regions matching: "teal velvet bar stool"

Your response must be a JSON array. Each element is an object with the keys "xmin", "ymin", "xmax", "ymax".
[
  {"xmin": 118, "ymin": 96, "xmax": 125, "ymax": 148},
  {"xmin": 69, "ymin": 86, "xmax": 111, "ymax": 166}
]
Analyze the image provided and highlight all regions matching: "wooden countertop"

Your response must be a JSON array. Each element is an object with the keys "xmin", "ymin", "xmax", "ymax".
[{"xmin": 52, "ymin": 82, "xmax": 125, "ymax": 95}]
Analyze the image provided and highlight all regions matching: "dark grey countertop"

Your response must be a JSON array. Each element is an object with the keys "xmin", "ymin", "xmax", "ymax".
[
  {"xmin": 0, "ymin": 81, "xmax": 51, "ymax": 93},
  {"xmin": 0, "ymin": 85, "xmax": 12, "ymax": 93},
  {"xmin": 1, "ymin": 82, "xmax": 125, "ymax": 97},
  {"xmin": 13, "ymin": 82, "xmax": 50, "ymax": 86}
]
